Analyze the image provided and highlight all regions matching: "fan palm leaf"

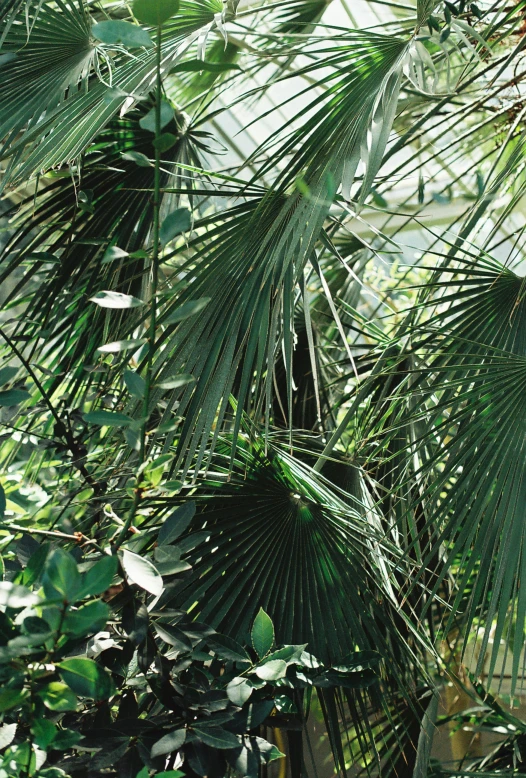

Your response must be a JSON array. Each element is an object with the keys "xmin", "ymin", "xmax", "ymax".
[{"xmin": 363, "ymin": 252, "xmax": 526, "ymax": 690}]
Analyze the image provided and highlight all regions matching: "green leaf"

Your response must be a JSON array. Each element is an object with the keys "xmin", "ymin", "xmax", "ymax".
[
  {"xmin": 77, "ymin": 555, "xmax": 118, "ymax": 599},
  {"xmin": 0, "ymin": 366, "xmax": 18, "ymax": 385},
  {"xmin": 254, "ymin": 659, "xmax": 287, "ymax": 681},
  {"xmin": 53, "ymin": 728, "xmax": 82, "ymax": 749},
  {"xmin": 227, "ymin": 736, "xmax": 284, "ymax": 775},
  {"xmin": 83, "ymin": 411, "xmax": 132, "ymax": 426},
  {"xmin": 121, "ymin": 151, "xmax": 152, "ymax": 167},
  {"xmin": 151, "ymin": 728, "xmax": 186, "ymax": 758},
  {"xmin": 89, "ymin": 290, "xmax": 144, "ymax": 308},
  {"xmin": 261, "ymin": 645, "xmax": 306, "ymax": 665},
  {"xmin": 154, "ymin": 546, "xmax": 191, "ymax": 575},
  {"xmin": 0, "ymin": 483, "xmax": 5, "ymax": 521},
  {"xmin": 38, "ymin": 682, "xmax": 77, "ymax": 712},
  {"xmin": 160, "ymin": 208, "xmax": 191, "ymax": 246},
  {"xmin": 121, "ymin": 549, "xmax": 163, "ymax": 596},
  {"xmin": 0, "ymin": 689, "xmax": 29, "ymax": 712},
  {"xmin": 63, "ymin": 600, "xmax": 109, "ymax": 636},
  {"xmin": 139, "ymin": 101, "xmax": 174, "ymax": 133},
  {"xmin": 207, "ymin": 634, "xmax": 251, "ymax": 664},
  {"xmin": 58, "ymin": 658, "xmax": 115, "ymax": 701},
  {"xmin": 154, "ymin": 622, "xmax": 193, "ymax": 652},
  {"xmin": 133, "ymin": 0, "xmax": 180, "ymax": 26},
  {"xmin": 101, "ymin": 246, "xmax": 129, "ymax": 264},
  {"xmin": 92, "ymin": 20, "xmax": 154, "ymax": 48},
  {"xmin": 171, "ymin": 59, "xmax": 241, "ymax": 74},
  {"xmin": 0, "ymin": 389, "xmax": 30, "ymax": 406},
  {"xmin": 97, "ymin": 338, "xmax": 147, "ymax": 353},
  {"xmin": 227, "ymin": 677, "xmax": 253, "ymax": 706},
  {"xmin": 31, "ymin": 719, "xmax": 56, "ymax": 750},
  {"xmin": 192, "ymin": 725, "xmax": 240, "ymax": 750},
  {"xmin": 251, "ymin": 608, "xmax": 274, "ymax": 659},
  {"xmin": 42, "ymin": 549, "xmax": 80, "ymax": 601},
  {"xmin": 158, "ymin": 502, "xmax": 196, "ymax": 545},
  {"xmin": 164, "ymin": 297, "xmax": 211, "ymax": 325},
  {"xmin": 22, "ymin": 544, "xmax": 49, "ymax": 586},
  {"xmin": 124, "ymin": 370, "xmax": 146, "ymax": 399},
  {"xmin": 158, "ymin": 374, "xmax": 195, "ymax": 390},
  {"xmin": 153, "ymin": 132, "xmax": 178, "ymax": 151}
]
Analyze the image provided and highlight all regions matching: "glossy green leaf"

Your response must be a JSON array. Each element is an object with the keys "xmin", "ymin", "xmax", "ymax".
[
  {"xmin": 58, "ymin": 658, "xmax": 115, "ymax": 701},
  {"xmin": 151, "ymin": 728, "xmax": 186, "ymax": 758},
  {"xmin": 77, "ymin": 555, "xmax": 118, "ymax": 599},
  {"xmin": 227, "ymin": 677, "xmax": 253, "ymax": 706},
  {"xmin": 121, "ymin": 549, "xmax": 163, "ymax": 596},
  {"xmin": 63, "ymin": 600, "xmax": 109, "ymax": 636},
  {"xmin": 38, "ymin": 682, "xmax": 77, "ymax": 712},
  {"xmin": 251, "ymin": 608, "xmax": 274, "ymax": 659},
  {"xmin": 42, "ymin": 549, "xmax": 80, "ymax": 601},
  {"xmin": 158, "ymin": 502, "xmax": 196, "ymax": 545},
  {"xmin": 192, "ymin": 725, "xmax": 240, "ymax": 750},
  {"xmin": 207, "ymin": 634, "xmax": 250, "ymax": 664},
  {"xmin": 154, "ymin": 622, "xmax": 193, "ymax": 652},
  {"xmin": 0, "ymin": 689, "xmax": 28, "ymax": 712},
  {"xmin": 254, "ymin": 659, "xmax": 287, "ymax": 681},
  {"xmin": 31, "ymin": 719, "xmax": 56, "ymax": 750}
]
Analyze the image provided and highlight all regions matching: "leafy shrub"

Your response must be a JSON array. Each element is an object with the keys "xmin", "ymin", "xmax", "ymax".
[{"xmin": 0, "ymin": 516, "xmax": 380, "ymax": 778}]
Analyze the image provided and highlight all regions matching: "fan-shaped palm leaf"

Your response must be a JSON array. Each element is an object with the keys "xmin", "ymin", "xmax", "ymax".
[
  {"xmin": 364, "ymin": 252, "xmax": 526, "ymax": 690},
  {"xmin": 166, "ymin": 435, "xmax": 424, "ymax": 672}
]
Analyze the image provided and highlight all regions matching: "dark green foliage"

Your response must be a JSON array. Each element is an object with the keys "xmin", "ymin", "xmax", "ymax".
[{"xmin": 0, "ymin": 538, "xmax": 381, "ymax": 778}]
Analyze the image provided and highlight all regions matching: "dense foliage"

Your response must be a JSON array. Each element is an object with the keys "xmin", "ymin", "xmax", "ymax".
[
  {"xmin": 0, "ymin": 538, "xmax": 367, "ymax": 778},
  {"xmin": 2, "ymin": 0, "xmax": 526, "ymax": 775}
]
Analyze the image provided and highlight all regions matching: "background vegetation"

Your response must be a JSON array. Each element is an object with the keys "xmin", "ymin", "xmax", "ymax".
[{"xmin": 1, "ymin": 0, "xmax": 526, "ymax": 775}]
